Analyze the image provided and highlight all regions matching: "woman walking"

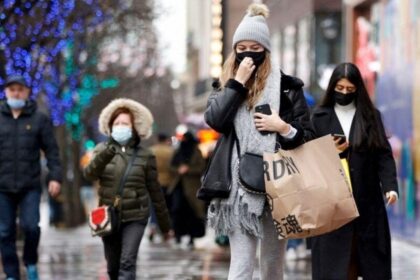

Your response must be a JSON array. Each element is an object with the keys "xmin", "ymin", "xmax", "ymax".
[
  {"xmin": 311, "ymin": 63, "xmax": 398, "ymax": 280},
  {"xmin": 200, "ymin": 4, "xmax": 313, "ymax": 279},
  {"xmin": 84, "ymin": 98, "xmax": 171, "ymax": 280}
]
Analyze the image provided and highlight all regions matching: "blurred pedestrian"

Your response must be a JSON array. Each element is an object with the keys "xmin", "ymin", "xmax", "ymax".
[
  {"xmin": 170, "ymin": 131, "xmax": 206, "ymax": 249},
  {"xmin": 0, "ymin": 75, "xmax": 62, "ymax": 280},
  {"xmin": 84, "ymin": 98, "xmax": 171, "ymax": 280},
  {"xmin": 149, "ymin": 133, "xmax": 175, "ymax": 242},
  {"xmin": 285, "ymin": 239, "xmax": 308, "ymax": 261},
  {"xmin": 310, "ymin": 62, "xmax": 398, "ymax": 280},
  {"xmin": 200, "ymin": 4, "xmax": 314, "ymax": 279},
  {"xmin": 79, "ymin": 149, "xmax": 97, "ymax": 217}
]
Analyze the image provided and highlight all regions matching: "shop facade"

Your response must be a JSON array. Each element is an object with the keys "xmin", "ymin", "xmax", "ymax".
[{"xmin": 344, "ymin": 0, "xmax": 420, "ymax": 243}]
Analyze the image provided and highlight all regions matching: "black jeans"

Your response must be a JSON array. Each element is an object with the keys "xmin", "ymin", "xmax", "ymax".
[
  {"xmin": 102, "ymin": 221, "xmax": 146, "ymax": 280},
  {"xmin": 0, "ymin": 190, "xmax": 41, "ymax": 280}
]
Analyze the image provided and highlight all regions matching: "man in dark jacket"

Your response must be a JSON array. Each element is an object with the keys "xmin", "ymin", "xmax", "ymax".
[{"xmin": 0, "ymin": 75, "xmax": 62, "ymax": 280}]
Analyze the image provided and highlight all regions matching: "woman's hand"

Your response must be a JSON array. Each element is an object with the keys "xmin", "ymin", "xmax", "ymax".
[
  {"xmin": 254, "ymin": 109, "xmax": 290, "ymax": 134},
  {"xmin": 235, "ymin": 57, "xmax": 256, "ymax": 86},
  {"xmin": 106, "ymin": 137, "xmax": 118, "ymax": 153},
  {"xmin": 333, "ymin": 137, "xmax": 349, "ymax": 152},
  {"xmin": 385, "ymin": 191, "xmax": 398, "ymax": 206},
  {"xmin": 178, "ymin": 164, "xmax": 189, "ymax": 175}
]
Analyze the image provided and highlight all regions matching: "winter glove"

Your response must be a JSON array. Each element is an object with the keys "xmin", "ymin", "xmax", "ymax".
[{"xmin": 106, "ymin": 137, "xmax": 119, "ymax": 154}]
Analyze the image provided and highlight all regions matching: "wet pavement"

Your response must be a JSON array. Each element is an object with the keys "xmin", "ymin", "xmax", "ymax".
[
  {"xmin": 0, "ymin": 204, "xmax": 419, "ymax": 279},
  {"xmin": 3, "ymin": 225, "xmax": 311, "ymax": 280}
]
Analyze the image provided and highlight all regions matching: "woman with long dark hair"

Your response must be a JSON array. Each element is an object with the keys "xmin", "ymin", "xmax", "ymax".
[{"xmin": 311, "ymin": 63, "xmax": 398, "ymax": 280}]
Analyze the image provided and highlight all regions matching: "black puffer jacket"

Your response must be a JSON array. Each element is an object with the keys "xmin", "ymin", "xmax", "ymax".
[
  {"xmin": 197, "ymin": 74, "xmax": 314, "ymax": 201},
  {"xmin": 0, "ymin": 101, "xmax": 62, "ymax": 192}
]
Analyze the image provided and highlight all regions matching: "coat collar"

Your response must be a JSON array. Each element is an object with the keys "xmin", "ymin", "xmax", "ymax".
[
  {"xmin": 0, "ymin": 100, "xmax": 37, "ymax": 117},
  {"xmin": 280, "ymin": 71, "xmax": 304, "ymax": 90},
  {"xmin": 279, "ymin": 72, "xmax": 304, "ymax": 112},
  {"xmin": 313, "ymin": 106, "xmax": 356, "ymax": 142}
]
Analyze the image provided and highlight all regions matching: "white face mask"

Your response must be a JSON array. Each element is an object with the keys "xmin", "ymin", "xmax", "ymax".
[
  {"xmin": 7, "ymin": 98, "xmax": 26, "ymax": 109},
  {"xmin": 111, "ymin": 125, "xmax": 132, "ymax": 145}
]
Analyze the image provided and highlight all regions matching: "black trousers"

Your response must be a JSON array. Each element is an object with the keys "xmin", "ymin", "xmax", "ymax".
[{"xmin": 102, "ymin": 221, "xmax": 146, "ymax": 280}]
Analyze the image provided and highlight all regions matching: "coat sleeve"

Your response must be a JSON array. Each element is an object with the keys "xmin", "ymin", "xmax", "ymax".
[
  {"xmin": 83, "ymin": 143, "xmax": 116, "ymax": 182},
  {"xmin": 145, "ymin": 154, "xmax": 171, "ymax": 233},
  {"xmin": 204, "ymin": 79, "xmax": 248, "ymax": 133},
  {"xmin": 39, "ymin": 114, "xmax": 63, "ymax": 183},
  {"xmin": 310, "ymin": 113, "xmax": 322, "ymax": 138},
  {"xmin": 278, "ymin": 88, "xmax": 315, "ymax": 150},
  {"xmin": 376, "ymin": 111, "xmax": 399, "ymax": 194}
]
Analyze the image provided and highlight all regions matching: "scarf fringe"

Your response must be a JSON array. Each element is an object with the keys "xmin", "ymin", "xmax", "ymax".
[
  {"xmin": 208, "ymin": 203, "xmax": 235, "ymax": 237},
  {"xmin": 208, "ymin": 198, "xmax": 264, "ymax": 239},
  {"xmin": 237, "ymin": 198, "xmax": 263, "ymax": 238}
]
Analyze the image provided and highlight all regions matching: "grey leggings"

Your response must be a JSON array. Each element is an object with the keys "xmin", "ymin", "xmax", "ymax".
[
  {"xmin": 102, "ymin": 221, "xmax": 146, "ymax": 280},
  {"xmin": 228, "ymin": 211, "xmax": 287, "ymax": 280}
]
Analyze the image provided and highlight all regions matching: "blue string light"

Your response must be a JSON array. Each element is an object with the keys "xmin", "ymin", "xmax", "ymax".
[
  {"xmin": 5, "ymin": 0, "xmax": 16, "ymax": 9},
  {"xmin": 0, "ymin": 0, "xmax": 122, "ymax": 125}
]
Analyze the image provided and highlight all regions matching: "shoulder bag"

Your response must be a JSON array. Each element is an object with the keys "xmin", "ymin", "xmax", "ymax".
[
  {"xmin": 235, "ymin": 136, "xmax": 266, "ymax": 195},
  {"xmin": 89, "ymin": 147, "xmax": 139, "ymax": 237}
]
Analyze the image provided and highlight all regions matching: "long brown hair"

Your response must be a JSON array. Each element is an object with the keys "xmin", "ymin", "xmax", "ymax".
[{"xmin": 219, "ymin": 51, "xmax": 271, "ymax": 109}]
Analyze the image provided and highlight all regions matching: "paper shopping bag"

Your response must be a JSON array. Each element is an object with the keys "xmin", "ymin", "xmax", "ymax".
[{"xmin": 263, "ymin": 135, "xmax": 359, "ymax": 239}]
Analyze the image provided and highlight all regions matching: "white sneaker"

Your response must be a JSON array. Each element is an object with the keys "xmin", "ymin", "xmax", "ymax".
[
  {"xmin": 286, "ymin": 248, "xmax": 298, "ymax": 261},
  {"xmin": 295, "ymin": 243, "xmax": 310, "ymax": 260}
]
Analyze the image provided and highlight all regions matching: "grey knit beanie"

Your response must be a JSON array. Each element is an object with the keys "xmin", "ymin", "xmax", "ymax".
[{"xmin": 232, "ymin": 3, "xmax": 271, "ymax": 52}]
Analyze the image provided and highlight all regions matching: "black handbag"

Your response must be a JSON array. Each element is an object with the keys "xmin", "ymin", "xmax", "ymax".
[
  {"xmin": 89, "ymin": 147, "xmax": 139, "ymax": 237},
  {"xmin": 198, "ymin": 132, "xmax": 235, "ymax": 201},
  {"xmin": 235, "ymin": 137, "xmax": 266, "ymax": 195}
]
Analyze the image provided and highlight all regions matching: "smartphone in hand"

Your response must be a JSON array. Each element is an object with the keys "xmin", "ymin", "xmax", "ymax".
[
  {"xmin": 255, "ymin": 104, "xmax": 272, "ymax": 135},
  {"xmin": 332, "ymin": 133, "xmax": 347, "ymax": 145},
  {"xmin": 255, "ymin": 104, "xmax": 272, "ymax": 116}
]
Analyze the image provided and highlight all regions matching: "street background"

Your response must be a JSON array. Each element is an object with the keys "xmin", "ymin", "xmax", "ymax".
[{"xmin": 0, "ymin": 0, "xmax": 419, "ymax": 279}]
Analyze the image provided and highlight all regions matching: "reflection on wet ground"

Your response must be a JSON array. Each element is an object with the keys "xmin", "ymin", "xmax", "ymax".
[
  {"xmin": 1, "ymin": 225, "xmax": 311, "ymax": 280},
  {"xmin": 1, "ymin": 224, "xmax": 419, "ymax": 279}
]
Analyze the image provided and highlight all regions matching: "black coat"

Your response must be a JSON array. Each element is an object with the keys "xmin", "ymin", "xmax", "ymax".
[
  {"xmin": 310, "ymin": 106, "xmax": 398, "ymax": 280},
  {"xmin": 0, "ymin": 101, "xmax": 62, "ymax": 192},
  {"xmin": 197, "ymin": 74, "xmax": 314, "ymax": 201}
]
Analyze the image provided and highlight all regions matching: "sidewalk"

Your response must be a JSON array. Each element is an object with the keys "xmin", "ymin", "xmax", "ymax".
[
  {"xmin": 0, "ymin": 203, "xmax": 419, "ymax": 279},
  {"xmin": 3, "ymin": 223, "xmax": 419, "ymax": 279},
  {"xmin": 392, "ymin": 238, "xmax": 420, "ymax": 279}
]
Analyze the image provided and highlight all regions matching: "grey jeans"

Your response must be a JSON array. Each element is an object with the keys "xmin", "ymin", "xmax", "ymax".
[
  {"xmin": 228, "ymin": 211, "xmax": 287, "ymax": 280},
  {"xmin": 102, "ymin": 221, "xmax": 146, "ymax": 280}
]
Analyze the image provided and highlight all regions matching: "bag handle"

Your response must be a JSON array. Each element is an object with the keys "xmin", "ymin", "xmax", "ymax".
[
  {"xmin": 233, "ymin": 129, "xmax": 241, "ymax": 157},
  {"xmin": 114, "ymin": 147, "xmax": 139, "ymax": 208}
]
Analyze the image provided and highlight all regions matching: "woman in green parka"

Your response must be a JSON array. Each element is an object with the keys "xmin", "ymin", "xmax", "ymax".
[{"xmin": 84, "ymin": 98, "xmax": 171, "ymax": 280}]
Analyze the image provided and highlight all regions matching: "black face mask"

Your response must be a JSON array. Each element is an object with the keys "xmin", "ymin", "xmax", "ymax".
[
  {"xmin": 235, "ymin": 51, "xmax": 266, "ymax": 68},
  {"xmin": 334, "ymin": 91, "xmax": 356, "ymax": 106}
]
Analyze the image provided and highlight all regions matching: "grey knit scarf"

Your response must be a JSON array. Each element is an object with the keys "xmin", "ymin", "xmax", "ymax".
[{"xmin": 208, "ymin": 65, "xmax": 280, "ymax": 238}]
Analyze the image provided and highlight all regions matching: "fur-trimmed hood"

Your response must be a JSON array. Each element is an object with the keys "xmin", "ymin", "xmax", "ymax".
[{"xmin": 98, "ymin": 98, "xmax": 153, "ymax": 139}]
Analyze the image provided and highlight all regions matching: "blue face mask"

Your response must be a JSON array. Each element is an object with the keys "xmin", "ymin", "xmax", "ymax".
[
  {"xmin": 111, "ymin": 125, "xmax": 133, "ymax": 145},
  {"xmin": 7, "ymin": 98, "xmax": 26, "ymax": 110}
]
